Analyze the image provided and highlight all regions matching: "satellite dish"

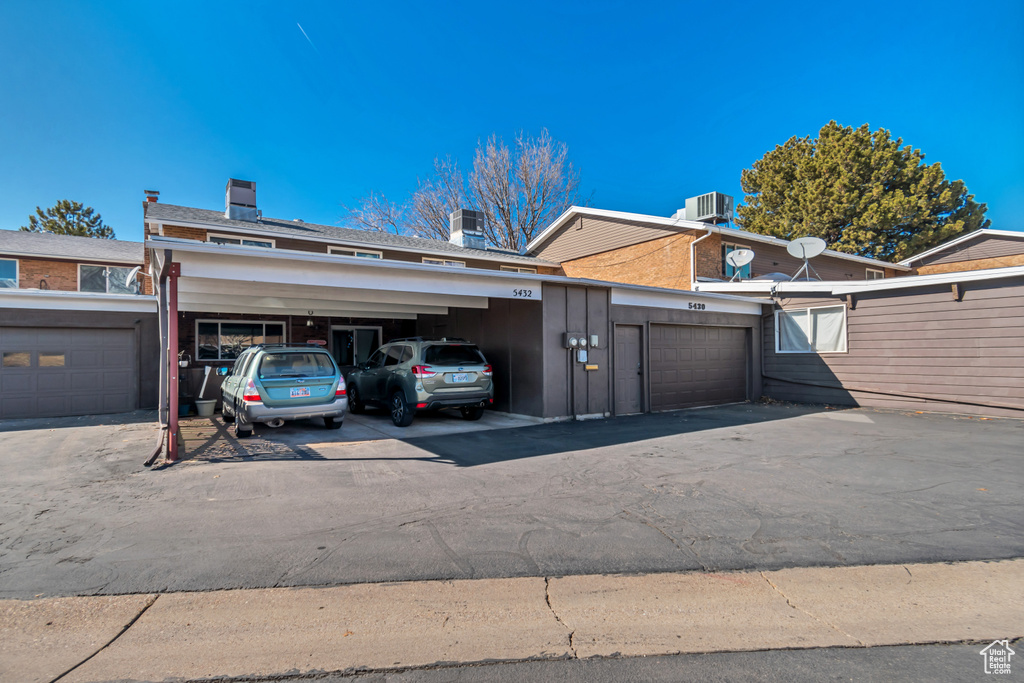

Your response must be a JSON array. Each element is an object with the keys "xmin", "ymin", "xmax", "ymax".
[
  {"xmin": 725, "ymin": 248, "xmax": 755, "ymax": 281},
  {"xmin": 786, "ymin": 236, "xmax": 827, "ymax": 259},
  {"xmin": 786, "ymin": 237, "xmax": 826, "ymax": 281},
  {"xmin": 124, "ymin": 266, "xmax": 142, "ymax": 290}
]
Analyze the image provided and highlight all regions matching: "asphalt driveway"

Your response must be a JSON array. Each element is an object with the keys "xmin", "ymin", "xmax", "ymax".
[{"xmin": 0, "ymin": 403, "xmax": 1021, "ymax": 598}]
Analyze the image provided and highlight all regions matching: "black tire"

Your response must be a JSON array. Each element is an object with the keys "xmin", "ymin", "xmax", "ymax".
[
  {"xmin": 324, "ymin": 416, "xmax": 342, "ymax": 430},
  {"xmin": 389, "ymin": 391, "xmax": 415, "ymax": 427},
  {"xmin": 234, "ymin": 415, "xmax": 252, "ymax": 438},
  {"xmin": 221, "ymin": 402, "xmax": 235, "ymax": 424},
  {"xmin": 460, "ymin": 406, "xmax": 485, "ymax": 421},
  {"xmin": 348, "ymin": 385, "xmax": 365, "ymax": 414}
]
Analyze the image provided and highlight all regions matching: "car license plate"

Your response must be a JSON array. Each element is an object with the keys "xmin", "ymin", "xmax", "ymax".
[
  {"xmin": 290, "ymin": 387, "xmax": 311, "ymax": 398},
  {"xmin": 451, "ymin": 373, "xmax": 470, "ymax": 383}
]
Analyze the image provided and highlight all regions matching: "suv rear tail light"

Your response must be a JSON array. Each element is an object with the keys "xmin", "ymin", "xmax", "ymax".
[
  {"xmin": 335, "ymin": 376, "xmax": 347, "ymax": 397},
  {"xmin": 242, "ymin": 379, "xmax": 261, "ymax": 402},
  {"xmin": 482, "ymin": 364, "xmax": 493, "ymax": 377},
  {"xmin": 412, "ymin": 365, "xmax": 437, "ymax": 379}
]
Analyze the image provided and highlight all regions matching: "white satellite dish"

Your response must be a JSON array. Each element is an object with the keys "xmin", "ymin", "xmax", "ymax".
[
  {"xmin": 786, "ymin": 236, "xmax": 827, "ymax": 259},
  {"xmin": 124, "ymin": 266, "xmax": 142, "ymax": 290},
  {"xmin": 725, "ymin": 249, "xmax": 755, "ymax": 281},
  {"xmin": 786, "ymin": 236, "xmax": 827, "ymax": 281}
]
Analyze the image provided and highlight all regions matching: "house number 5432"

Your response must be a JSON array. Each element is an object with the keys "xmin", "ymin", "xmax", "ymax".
[{"xmin": 513, "ymin": 289, "xmax": 533, "ymax": 298}]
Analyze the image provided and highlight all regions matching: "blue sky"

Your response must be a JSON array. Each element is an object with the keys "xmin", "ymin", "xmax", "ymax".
[{"xmin": 1, "ymin": 1, "xmax": 1021, "ymax": 245}]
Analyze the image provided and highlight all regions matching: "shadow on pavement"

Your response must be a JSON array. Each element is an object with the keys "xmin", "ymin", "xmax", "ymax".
[
  {"xmin": 400, "ymin": 402, "xmax": 834, "ymax": 467},
  {"xmin": 0, "ymin": 410, "xmax": 159, "ymax": 433}
]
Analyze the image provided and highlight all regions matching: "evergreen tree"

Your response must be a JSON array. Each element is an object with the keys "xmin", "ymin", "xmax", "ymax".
[
  {"xmin": 737, "ymin": 122, "xmax": 988, "ymax": 261},
  {"xmin": 21, "ymin": 200, "xmax": 116, "ymax": 239}
]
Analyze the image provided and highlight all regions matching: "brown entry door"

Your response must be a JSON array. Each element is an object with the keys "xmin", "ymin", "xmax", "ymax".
[
  {"xmin": 649, "ymin": 324, "xmax": 747, "ymax": 411},
  {"xmin": 614, "ymin": 325, "xmax": 643, "ymax": 415}
]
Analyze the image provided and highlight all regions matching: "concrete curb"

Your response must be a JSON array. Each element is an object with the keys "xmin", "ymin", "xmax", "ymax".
[{"xmin": 2, "ymin": 559, "xmax": 1020, "ymax": 682}]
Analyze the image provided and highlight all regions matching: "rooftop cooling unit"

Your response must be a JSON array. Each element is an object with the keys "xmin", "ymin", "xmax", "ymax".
[
  {"xmin": 684, "ymin": 192, "xmax": 733, "ymax": 225},
  {"xmin": 225, "ymin": 179, "xmax": 257, "ymax": 221}
]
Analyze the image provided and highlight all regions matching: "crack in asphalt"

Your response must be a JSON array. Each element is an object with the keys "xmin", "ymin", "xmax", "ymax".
[
  {"xmin": 759, "ymin": 572, "xmax": 865, "ymax": 647},
  {"xmin": 620, "ymin": 508, "xmax": 710, "ymax": 571},
  {"xmin": 544, "ymin": 576, "xmax": 577, "ymax": 659},
  {"xmin": 48, "ymin": 593, "xmax": 159, "ymax": 683}
]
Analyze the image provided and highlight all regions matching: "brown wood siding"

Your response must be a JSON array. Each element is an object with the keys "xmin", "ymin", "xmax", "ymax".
[
  {"xmin": 532, "ymin": 216, "xmax": 687, "ymax": 263},
  {"xmin": 762, "ymin": 278, "xmax": 1024, "ymax": 418},
  {"xmin": 719, "ymin": 238, "xmax": 886, "ymax": 281},
  {"xmin": 915, "ymin": 253, "xmax": 1024, "ymax": 275},
  {"xmin": 917, "ymin": 234, "xmax": 1024, "ymax": 266},
  {"xmin": 160, "ymin": 222, "xmax": 544, "ymax": 272}
]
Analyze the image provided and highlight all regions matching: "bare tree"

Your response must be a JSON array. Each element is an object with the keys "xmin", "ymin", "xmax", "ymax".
[
  {"xmin": 342, "ymin": 129, "xmax": 583, "ymax": 250},
  {"xmin": 341, "ymin": 191, "xmax": 404, "ymax": 235}
]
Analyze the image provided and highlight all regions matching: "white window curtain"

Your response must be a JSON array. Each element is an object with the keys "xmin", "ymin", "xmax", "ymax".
[{"xmin": 777, "ymin": 306, "xmax": 847, "ymax": 353}]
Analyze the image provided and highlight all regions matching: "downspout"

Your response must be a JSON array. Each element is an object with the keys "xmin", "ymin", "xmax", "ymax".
[
  {"xmin": 167, "ymin": 262, "xmax": 181, "ymax": 463},
  {"xmin": 689, "ymin": 225, "xmax": 714, "ymax": 289}
]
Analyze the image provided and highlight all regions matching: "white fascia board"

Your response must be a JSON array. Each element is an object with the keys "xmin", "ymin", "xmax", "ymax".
[
  {"xmin": 178, "ymin": 301, "xmax": 418, "ymax": 319},
  {"xmin": 525, "ymin": 206, "xmax": 909, "ymax": 271},
  {"xmin": 0, "ymin": 289, "xmax": 157, "ymax": 312},
  {"xmin": 156, "ymin": 239, "xmax": 544, "ymax": 302},
  {"xmin": 526, "ymin": 206, "xmax": 711, "ymax": 253},
  {"xmin": 695, "ymin": 281, "xmax": 838, "ymax": 295},
  {"xmin": 830, "ymin": 265, "xmax": 1024, "ymax": 294},
  {"xmin": 897, "ymin": 229, "xmax": 1024, "ymax": 265},
  {"xmin": 610, "ymin": 287, "xmax": 763, "ymax": 316},
  {"xmin": 148, "ymin": 220, "xmax": 558, "ymax": 267},
  {"xmin": 0, "ymin": 250, "xmax": 142, "ymax": 265}
]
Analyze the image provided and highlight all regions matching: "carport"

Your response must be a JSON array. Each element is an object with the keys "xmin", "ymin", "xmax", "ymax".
[{"xmin": 148, "ymin": 236, "xmax": 545, "ymax": 461}]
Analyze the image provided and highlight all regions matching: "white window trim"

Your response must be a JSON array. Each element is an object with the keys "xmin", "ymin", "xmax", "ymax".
[
  {"xmin": 774, "ymin": 304, "xmax": 848, "ymax": 354},
  {"xmin": 422, "ymin": 257, "xmax": 466, "ymax": 267},
  {"xmin": 207, "ymin": 232, "xmax": 276, "ymax": 248},
  {"xmin": 500, "ymin": 265, "xmax": 537, "ymax": 273},
  {"xmin": 866, "ymin": 268, "xmax": 885, "ymax": 279},
  {"xmin": 0, "ymin": 257, "xmax": 19, "ymax": 289},
  {"xmin": 329, "ymin": 246, "xmax": 383, "ymax": 259},
  {"xmin": 195, "ymin": 319, "xmax": 287, "ymax": 361},
  {"xmin": 78, "ymin": 264, "xmax": 136, "ymax": 294}
]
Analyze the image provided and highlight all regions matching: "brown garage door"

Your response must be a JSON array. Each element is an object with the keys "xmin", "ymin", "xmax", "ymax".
[
  {"xmin": 649, "ymin": 324, "xmax": 747, "ymax": 411},
  {"xmin": 0, "ymin": 327, "xmax": 137, "ymax": 419}
]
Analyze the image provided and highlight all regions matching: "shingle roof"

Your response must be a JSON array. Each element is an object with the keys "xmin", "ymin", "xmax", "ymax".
[
  {"xmin": 0, "ymin": 229, "xmax": 143, "ymax": 263},
  {"xmin": 144, "ymin": 203, "xmax": 555, "ymax": 266}
]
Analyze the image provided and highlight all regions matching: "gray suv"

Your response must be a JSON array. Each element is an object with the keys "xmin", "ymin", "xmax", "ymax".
[
  {"xmin": 220, "ymin": 343, "xmax": 347, "ymax": 437},
  {"xmin": 347, "ymin": 338, "xmax": 493, "ymax": 427}
]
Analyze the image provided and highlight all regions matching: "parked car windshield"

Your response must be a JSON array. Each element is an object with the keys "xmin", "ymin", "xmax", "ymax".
[
  {"xmin": 258, "ymin": 352, "xmax": 336, "ymax": 379},
  {"xmin": 423, "ymin": 344, "xmax": 486, "ymax": 366}
]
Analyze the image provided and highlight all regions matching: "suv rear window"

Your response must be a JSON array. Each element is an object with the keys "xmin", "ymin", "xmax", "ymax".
[
  {"xmin": 423, "ymin": 344, "xmax": 486, "ymax": 366},
  {"xmin": 258, "ymin": 352, "xmax": 336, "ymax": 379}
]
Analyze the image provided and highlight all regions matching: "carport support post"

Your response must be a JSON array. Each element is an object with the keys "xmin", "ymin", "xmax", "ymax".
[{"xmin": 167, "ymin": 263, "xmax": 181, "ymax": 463}]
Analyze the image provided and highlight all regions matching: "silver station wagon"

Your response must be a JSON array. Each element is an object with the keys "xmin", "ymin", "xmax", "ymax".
[{"xmin": 220, "ymin": 343, "xmax": 347, "ymax": 437}]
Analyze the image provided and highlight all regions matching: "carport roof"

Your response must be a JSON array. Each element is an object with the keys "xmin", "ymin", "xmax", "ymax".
[
  {"xmin": 143, "ymin": 203, "xmax": 556, "ymax": 267},
  {"xmin": 148, "ymin": 236, "xmax": 767, "ymax": 318},
  {"xmin": 0, "ymin": 229, "xmax": 143, "ymax": 264}
]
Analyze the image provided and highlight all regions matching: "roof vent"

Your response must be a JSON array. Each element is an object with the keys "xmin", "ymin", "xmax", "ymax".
[
  {"xmin": 676, "ymin": 192, "xmax": 733, "ymax": 225},
  {"xmin": 449, "ymin": 209, "xmax": 487, "ymax": 250},
  {"xmin": 225, "ymin": 179, "xmax": 257, "ymax": 221}
]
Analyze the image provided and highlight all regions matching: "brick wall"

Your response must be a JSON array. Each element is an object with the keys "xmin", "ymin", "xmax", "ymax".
[
  {"xmin": 560, "ymin": 234, "xmax": 696, "ymax": 290},
  {"xmin": 18, "ymin": 257, "xmax": 79, "ymax": 291},
  {"xmin": 163, "ymin": 224, "xmax": 207, "ymax": 241},
  {"xmin": 694, "ymin": 232, "xmax": 723, "ymax": 279},
  {"xmin": 914, "ymin": 254, "xmax": 1024, "ymax": 275}
]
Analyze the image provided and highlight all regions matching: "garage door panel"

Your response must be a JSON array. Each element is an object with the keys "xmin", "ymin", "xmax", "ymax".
[
  {"xmin": 0, "ymin": 327, "xmax": 136, "ymax": 419},
  {"xmin": 650, "ymin": 324, "xmax": 747, "ymax": 411}
]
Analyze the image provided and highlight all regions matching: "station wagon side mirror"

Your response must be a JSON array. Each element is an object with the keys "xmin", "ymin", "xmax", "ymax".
[{"xmin": 217, "ymin": 367, "xmax": 230, "ymax": 376}]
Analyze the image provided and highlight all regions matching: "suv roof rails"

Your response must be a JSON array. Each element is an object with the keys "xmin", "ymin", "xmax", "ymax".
[
  {"xmin": 249, "ymin": 342, "xmax": 328, "ymax": 350},
  {"xmin": 388, "ymin": 336, "xmax": 471, "ymax": 344}
]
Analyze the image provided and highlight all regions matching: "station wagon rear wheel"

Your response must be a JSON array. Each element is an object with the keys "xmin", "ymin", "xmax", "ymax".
[
  {"xmin": 222, "ymin": 401, "xmax": 235, "ymax": 424},
  {"xmin": 390, "ymin": 391, "xmax": 414, "ymax": 427}
]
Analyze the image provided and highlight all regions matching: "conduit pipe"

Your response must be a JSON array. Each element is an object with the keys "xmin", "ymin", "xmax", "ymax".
[{"xmin": 689, "ymin": 225, "xmax": 715, "ymax": 289}]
